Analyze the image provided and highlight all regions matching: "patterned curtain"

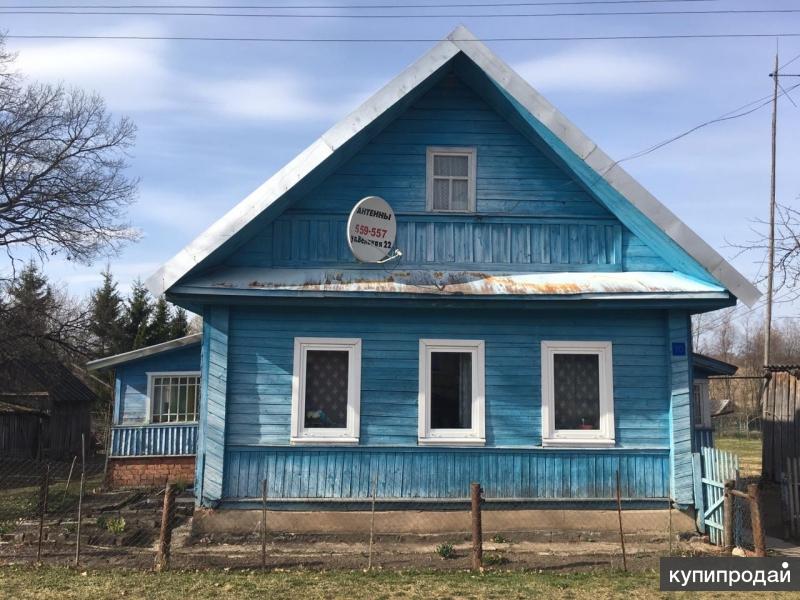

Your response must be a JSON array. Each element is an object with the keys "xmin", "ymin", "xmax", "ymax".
[
  {"xmin": 431, "ymin": 351, "xmax": 472, "ymax": 429},
  {"xmin": 304, "ymin": 350, "xmax": 349, "ymax": 428},
  {"xmin": 553, "ymin": 353, "xmax": 600, "ymax": 430}
]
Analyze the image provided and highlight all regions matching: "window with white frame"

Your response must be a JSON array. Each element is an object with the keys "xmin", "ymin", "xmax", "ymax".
[
  {"xmin": 291, "ymin": 338, "xmax": 361, "ymax": 443},
  {"xmin": 426, "ymin": 147, "xmax": 477, "ymax": 212},
  {"xmin": 148, "ymin": 372, "xmax": 201, "ymax": 423},
  {"xmin": 541, "ymin": 341, "xmax": 615, "ymax": 446},
  {"xmin": 418, "ymin": 339, "xmax": 485, "ymax": 445}
]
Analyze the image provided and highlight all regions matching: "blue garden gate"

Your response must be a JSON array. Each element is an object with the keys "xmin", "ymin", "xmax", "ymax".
[{"xmin": 694, "ymin": 447, "xmax": 739, "ymax": 545}]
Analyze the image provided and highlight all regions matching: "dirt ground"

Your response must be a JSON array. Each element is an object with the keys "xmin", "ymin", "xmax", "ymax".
[{"xmin": 1, "ymin": 524, "xmax": 720, "ymax": 572}]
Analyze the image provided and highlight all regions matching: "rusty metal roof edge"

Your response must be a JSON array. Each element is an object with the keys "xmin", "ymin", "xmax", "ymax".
[{"xmin": 86, "ymin": 333, "xmax": 202, "ymax": 371}]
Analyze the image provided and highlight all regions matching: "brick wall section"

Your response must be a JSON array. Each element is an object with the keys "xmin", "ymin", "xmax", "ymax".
[{"xmin": 107, "ymin": 456, "xmax": 195, "ymax": 489}]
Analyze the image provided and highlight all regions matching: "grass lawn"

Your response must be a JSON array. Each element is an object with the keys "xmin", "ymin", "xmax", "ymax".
[
  {"xmin": 2, "ymin": 565, "xmax": 799, "ymax": 600},
  {"xmin": 714, "ymin": 436, "xmax": 762, "ymax": 477}
]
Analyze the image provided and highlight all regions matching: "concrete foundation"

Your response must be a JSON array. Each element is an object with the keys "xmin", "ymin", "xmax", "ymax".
[{"xmin": 192, "ymin": 507, "xmax": 696, "ymax": 537}]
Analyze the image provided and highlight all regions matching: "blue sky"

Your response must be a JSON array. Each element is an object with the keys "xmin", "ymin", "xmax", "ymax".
[{"xmin": 3, "ymin": 1, "xmax": 800, "ymax": 322}]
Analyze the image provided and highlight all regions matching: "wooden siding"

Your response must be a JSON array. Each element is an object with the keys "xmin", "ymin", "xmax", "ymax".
[
  {"xmin": 222, "ymin": 446, "xmax": 669, "ymax": 500},
  {"xmin": 224, "ymin": 305, "xmax": 671, "ymax": 450},
  {"xmin": 198, "ymin": 307, "xmax": 230, "ymax": 504},
  {"xmin": 110, "ymin": 424, "xmax": 197, "ymax": 457},
  {"xmin": 668, "ymin": 310, "xmax": 694, "ymax": 505},
  {"xmin": 115, "ymin": 344, "xmax": 201, "ymax": 425},
  {"xmin": 224, "ymin": 74, "xmax": 662, "ymax": 274},
  {"xmin": 236, "ymin": 214, "xmax": 624, "ymax": 271}
]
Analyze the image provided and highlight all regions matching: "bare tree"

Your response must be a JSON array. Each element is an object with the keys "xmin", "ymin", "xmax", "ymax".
[
  {"xmin": 735, "ymin": 199, "xmax": 800, "ymax": 305},
  {"xmin": 0, "ymin": 34, "xmax": 138, "ymax": 272}
]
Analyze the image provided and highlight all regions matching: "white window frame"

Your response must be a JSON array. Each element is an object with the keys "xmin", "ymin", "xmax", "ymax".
[
  {"xmin": 291, "ymin": 337, "xmax": 361, "ymax": 445},
  {"xmin": 418, "ymin": 339, "xmax": 485, "ymax": 445},
  {"xmin": 541, "ymin": 341, "xmax": 615, "ymax": 447},
  {"xmin": 146, "ymin": 371, "xmax": 201, "ymax": 425},
  {"xmin": 426, "ymin": 146, "xmax": 477, "ymax": 213}
]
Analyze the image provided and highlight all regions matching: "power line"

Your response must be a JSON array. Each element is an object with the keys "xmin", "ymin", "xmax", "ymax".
[
  {"xmin": 1, "ymin": 8, "xmax": 794, "ymax": 18},
  {"xmin": 0, "ymin": 0, "xmax": 723, "ymax": 8},
  {"xmin": 6, "ymin": 32, "xmax": 800, "ymax": 43},
  {"xmin": 614, "ymin": 82, "xmax": 800, "ymax": 165}
]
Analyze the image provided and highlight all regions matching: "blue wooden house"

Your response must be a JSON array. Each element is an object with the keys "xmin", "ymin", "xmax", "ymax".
[
  {"xmin": 87, "ymin": 335, "xmax": 201, "ymax": 487},
  {"xmin": 144, "ymin": 27, "xmax": 759, "ymax": 514}
]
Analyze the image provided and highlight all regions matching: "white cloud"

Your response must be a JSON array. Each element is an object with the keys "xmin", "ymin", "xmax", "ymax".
[
  {"xmin": 13, "ymin": 24, "xmax": 174, "ymax": 112},
  {"xmin": 514, "ymin": 47, "xmax": 684, "ymax": 94},
  {"xmin": 12, "ymin": 30, "xmax": 370, "ymax": 122},
  {"xmin": 195, "ymin": 74, "xmax": 334, "ymax": 121}
]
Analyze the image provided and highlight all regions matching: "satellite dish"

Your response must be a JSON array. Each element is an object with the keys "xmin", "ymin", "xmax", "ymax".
[{"xmin": 346, "ymin": 196, "xmax": 398, "ymax": 263}]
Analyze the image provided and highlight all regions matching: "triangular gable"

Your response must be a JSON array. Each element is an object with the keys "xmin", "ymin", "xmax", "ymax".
[{"xmin": 147, "ymin": 26, "xmax": 760, "ymax": 307}]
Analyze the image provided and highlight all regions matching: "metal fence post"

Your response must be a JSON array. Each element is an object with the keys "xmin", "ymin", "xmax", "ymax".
[
  {"xmin": 615, "ymin": 470, "xmax": 627, "ymax": 571},
  {"xmin": 261, "ymin": 479, "xmax": 268, "ymax": 569},
  {"xmin": 368, "ymin": 472, "xmax": 378, "ymax": 571},
  {"xmin": 37, "ymin": 463, "xmax": 50, "ymax": 562},
  {"xmin": 471, "ymin": 482, "xmax": 482, "ymax": 571},
  {"xmin": 74, "ymin": 434, "xmax": 85, "ymax": 568}
]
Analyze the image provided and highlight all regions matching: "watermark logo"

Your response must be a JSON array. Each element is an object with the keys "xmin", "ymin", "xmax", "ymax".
[{"xmin": 660, "ymin": 557, "xmax": 800, "ymax": 591}]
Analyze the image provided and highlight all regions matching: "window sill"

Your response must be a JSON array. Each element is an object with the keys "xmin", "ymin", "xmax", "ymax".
[
  {"xmin": 290, "ymin": 437, "xmax": 360, "ymax": 446},
  {"xmin": 418, "ymin": 438, "xmax": 486, "ymax": 447},
  {"xmin": 542, "ymin": 438, "xmax": 616, "ymax": 448}
]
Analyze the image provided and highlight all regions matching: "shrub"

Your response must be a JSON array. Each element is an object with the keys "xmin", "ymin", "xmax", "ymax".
[
  {"xmin": 483, "ymin": 552, "xmax": 509, "ymax": 566},
  {"xmin": 104, "ymin": 516, "xmax": 126, "ymax": 535},
  {"xmin": 491, "ymin": 534, "xmax": 510, "ymax": 544},
  {"xmin": 434, "ymin": 542, "xmax": 456, "ymax": 559}
]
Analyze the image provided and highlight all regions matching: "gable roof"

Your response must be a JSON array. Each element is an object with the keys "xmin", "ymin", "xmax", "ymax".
[
  {"xmin": 0, "ymin": 358, "xmax": 97, "ymax": 407},
  {"xmin": 147, "ymin": 26, "xmax": 760, "ymax": 307},
  {"xmin": 86, "ymin": 333, "xmax": 202, "ymax": 371}
]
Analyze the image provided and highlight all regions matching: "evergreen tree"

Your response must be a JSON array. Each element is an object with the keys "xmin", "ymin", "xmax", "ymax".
[
  {"xmin": 170, "ymin": 307, "xmax": 189, "ymax": 339},
  {"xmin": 5, "ymin": 261, "xmax": 54, "ymax": 342},
  {"xmin": 123, "ymin": 279, "xmax": 152, "ymax": 350},
  {"xmin": 88, "ymin": 268, "xmax": 125, "ymax": 357},
  {"xmin": 145, "ymin": 296, "xmax": 172, "ymax": 346}
]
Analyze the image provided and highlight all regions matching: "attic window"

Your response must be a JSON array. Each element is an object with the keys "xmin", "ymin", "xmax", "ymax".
[{"xmin": 426, "ymin": 147, "xmax": 476, "ymax": 212}]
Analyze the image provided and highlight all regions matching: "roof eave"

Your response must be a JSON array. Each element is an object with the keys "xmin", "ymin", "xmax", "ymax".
[{"xmin": 86, "ymin": 333, "xmax": 202, "ymax": 371}]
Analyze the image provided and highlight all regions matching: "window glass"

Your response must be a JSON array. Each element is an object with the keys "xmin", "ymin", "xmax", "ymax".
[
  {"xmin": 430, "ymin": 351, "xmax": 473, "ymax": 429},
  {"xmin": 428, "ymin": 149, "xmax": 474, "ymax": 212},
  {"xmin": 304, "ymin": 350, "xmax": 349, "ymax": 429},
  {"xmin": 553, "ymin": 353, "xmax": 600, "ymax": 430},
  {"xmin": 433, "ymin": 179, "xmax": 450, "ymax": 210},
  {"xmin": 151, "ymin": 375, "xmax": 200, "ymax": 423},
  {"xmin": 434, "ymin": 154, "xmax": 468, "ymax": 177}
]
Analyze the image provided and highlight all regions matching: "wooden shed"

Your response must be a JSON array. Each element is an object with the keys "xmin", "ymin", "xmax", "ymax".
[
  {"xmin": 0, "ymin": 358, "xmax": 95, "ymax": 458},
  {"xmin": 762, "ymin": 366, "xmax": 800, "ymax": 482}
]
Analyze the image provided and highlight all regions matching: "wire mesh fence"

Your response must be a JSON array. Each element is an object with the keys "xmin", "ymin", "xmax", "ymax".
[{"xmin": 0, "ymin": 456, "xmax": 704, "ymax": 572}]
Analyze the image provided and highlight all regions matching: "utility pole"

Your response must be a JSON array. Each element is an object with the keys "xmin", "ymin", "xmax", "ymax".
[{"xmin": 765, "ymin": 52, "xmax": 779, "ymax": 367}]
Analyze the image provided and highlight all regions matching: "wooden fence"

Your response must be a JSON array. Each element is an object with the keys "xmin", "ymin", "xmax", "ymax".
[
  {"xmin": 783, "ymin": 456, "xmax": 800, "ymax": 540},
  {"xmin": 763, "ymin": 368, "xmax": 800, "ymax": 482},
  {"xmin": 699, "ymin": 447, "xmax": 739, "ymax": 546}
]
